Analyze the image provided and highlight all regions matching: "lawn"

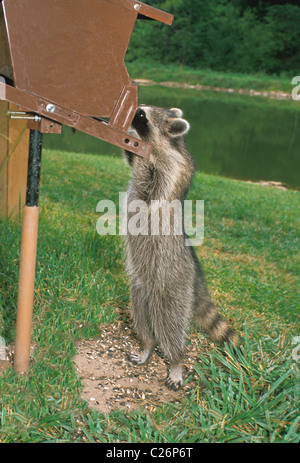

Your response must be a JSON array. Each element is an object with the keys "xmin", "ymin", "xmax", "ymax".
[{"xmin": 0, "ymin": 149, "xmax": 299, "ymax": 443}]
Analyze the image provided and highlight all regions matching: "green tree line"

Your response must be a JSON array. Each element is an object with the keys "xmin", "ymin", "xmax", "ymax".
[{"xmin": 127, "ymin": 0, "xmax": 300, "ymax": 75}]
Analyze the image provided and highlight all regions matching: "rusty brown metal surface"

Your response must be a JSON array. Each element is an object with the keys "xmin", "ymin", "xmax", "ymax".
[
  {"xmin": 1, "ymin": 0, "xmax": 173, "ymax": 156},
  {"xmin": 3, "ymin": 0, "xmax": 136, "ymax": 118},
  {"xmin": 0, "ymin": 82, "xmax": 152, "ymax": 157},
  {"xmin": 2, "ymin": 0, "xmax": 172, "ymax": 117},
  {"xmin": 105, "ymin": 0, "xmax": 173, "ymax": 24},
  {"xmin": 137, "ymin": 1, "xmax": 173, "ymax": 24},
  {"xmin": 0, "ymin": 4, "xmax": 13, "ymax": 80},
  {"xmin": 109, "ymin": 84, "xmax": 138, "ymax": 131},
  {"xmin": 27, "ymin": 117, "xmax": 63, "ymax": 134}
]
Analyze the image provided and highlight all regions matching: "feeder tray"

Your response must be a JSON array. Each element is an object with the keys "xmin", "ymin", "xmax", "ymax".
[{"xmin": 0, "ymin": 0, "xmax": 173, "ymax": 157}]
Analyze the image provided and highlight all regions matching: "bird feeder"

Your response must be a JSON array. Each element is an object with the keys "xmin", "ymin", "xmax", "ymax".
[{"xmin": 0, "ymin": 0, "xmax": 173, "ymax": 373}]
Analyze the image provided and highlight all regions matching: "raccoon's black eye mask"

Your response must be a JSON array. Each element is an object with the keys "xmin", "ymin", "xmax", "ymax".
[{"xmin": 132, "ymin": 108, "xmax": 150, "ymax": 139}]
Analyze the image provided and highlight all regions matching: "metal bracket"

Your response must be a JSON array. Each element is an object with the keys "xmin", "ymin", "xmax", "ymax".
[{"xmin": 0, "ymin": 82, "xmax": 152, "ymax": 158}]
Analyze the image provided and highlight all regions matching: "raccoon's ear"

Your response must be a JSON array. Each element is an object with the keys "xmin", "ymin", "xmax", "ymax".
[
  {"xmin": 170, "ymin": 108, "xmax": 183, "ymax": 118},
  {"xmin": 168, "ymin": 118, "xmax": 190, "ymax": 138}
]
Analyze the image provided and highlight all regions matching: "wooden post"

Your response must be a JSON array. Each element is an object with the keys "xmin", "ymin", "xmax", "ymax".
[
  {"xmin": 0, "ymin": 101, "xmax": 30, "ymax": 219},
  {"xmin": 0, "ymin": 5, "xmax": 29, "ymax": 219}
]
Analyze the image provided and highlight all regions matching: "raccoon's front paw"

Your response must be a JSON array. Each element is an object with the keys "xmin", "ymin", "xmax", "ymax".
[{"xmin": 166, "ymin": 376, "xmax": 183, "ymax": 391}]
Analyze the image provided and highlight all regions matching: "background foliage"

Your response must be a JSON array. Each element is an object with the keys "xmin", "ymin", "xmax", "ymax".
[{"xmin": 127, "ymin": 0, "xmax": 300, "ymax": 75}]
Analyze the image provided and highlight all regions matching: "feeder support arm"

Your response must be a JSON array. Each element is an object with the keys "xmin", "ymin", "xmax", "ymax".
[{"xmin": 0, "ymin": 81, "xmax": 152, "ymax": 157}]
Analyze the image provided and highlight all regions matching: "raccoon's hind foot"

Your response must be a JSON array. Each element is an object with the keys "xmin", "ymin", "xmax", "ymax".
[
  {"xmin": 129, "ymin": 340, "xmax": 155, "ymax": 365},
  {"xmin": 166, "ymin": 376, "xmax": 183, "ymax": 391},
  {"xmin": 226, "ymin": 330, "xmax": 239, "ymax": 348},
  {"xmin": 166, "ymin": 362, "xmax": 183, "ymax": 391}
]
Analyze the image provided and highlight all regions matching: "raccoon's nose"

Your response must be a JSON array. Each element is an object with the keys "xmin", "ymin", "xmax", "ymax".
[
  {"xmin": 132, "ymin": 108, "xmax": 147, "ymax": 129},
  {"xmin": 135, "ymin": 108, "xmax": 146, "ymax": 118}
]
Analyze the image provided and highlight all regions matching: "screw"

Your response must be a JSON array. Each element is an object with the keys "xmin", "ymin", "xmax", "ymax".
[
  {"xmin": 134, "ymin": 4, "xmax": 141, "ymax": 10},
  {"xmin": 46, "ymin": 104, "xmax": 56, "ymax": 113}
]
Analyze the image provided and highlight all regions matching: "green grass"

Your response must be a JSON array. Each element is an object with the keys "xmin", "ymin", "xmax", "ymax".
[
  {"xmin": 127, "ymin": 61, "xmax": 295, "ymax": 94},
  {"xmin": 0, "ymin": 149, "xmax": 299, "ymax": 443}
]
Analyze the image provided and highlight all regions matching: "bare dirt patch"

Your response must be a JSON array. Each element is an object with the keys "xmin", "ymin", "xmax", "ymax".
[{"xmin": 74, "ymin": 318, "xmax": 203, "ymax": 414}]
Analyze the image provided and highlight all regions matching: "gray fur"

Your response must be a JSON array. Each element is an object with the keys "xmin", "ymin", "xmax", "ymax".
[{"xmin": 124, "ymin": 106, "xmax": 237, "ymax": 390}]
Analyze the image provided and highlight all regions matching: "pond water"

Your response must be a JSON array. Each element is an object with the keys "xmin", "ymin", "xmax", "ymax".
[{"xmin": 43, "ymin": 85, "xmax": 300, "ymax": 189}]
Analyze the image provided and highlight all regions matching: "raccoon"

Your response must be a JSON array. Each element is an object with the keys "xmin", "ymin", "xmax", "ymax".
[{"xmin": 124, "ymin": 105, "xmax": 237, "ymax": 390}]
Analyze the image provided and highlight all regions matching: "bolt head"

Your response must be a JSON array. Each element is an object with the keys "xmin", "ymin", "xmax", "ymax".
[{"xmin": 46, "ymin": 104, "xmax": 56, "ymax": 113}]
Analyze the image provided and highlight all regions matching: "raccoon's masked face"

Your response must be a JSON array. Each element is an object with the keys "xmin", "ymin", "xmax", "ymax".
[{"xmin": 130, "ymin": 106, "xmax": 190, "ymax": 145}]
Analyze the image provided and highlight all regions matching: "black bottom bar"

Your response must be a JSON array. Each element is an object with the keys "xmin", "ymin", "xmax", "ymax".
[{"xmin": 26, "ymin": 130, "xmax": 43, "ymax": 207}]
